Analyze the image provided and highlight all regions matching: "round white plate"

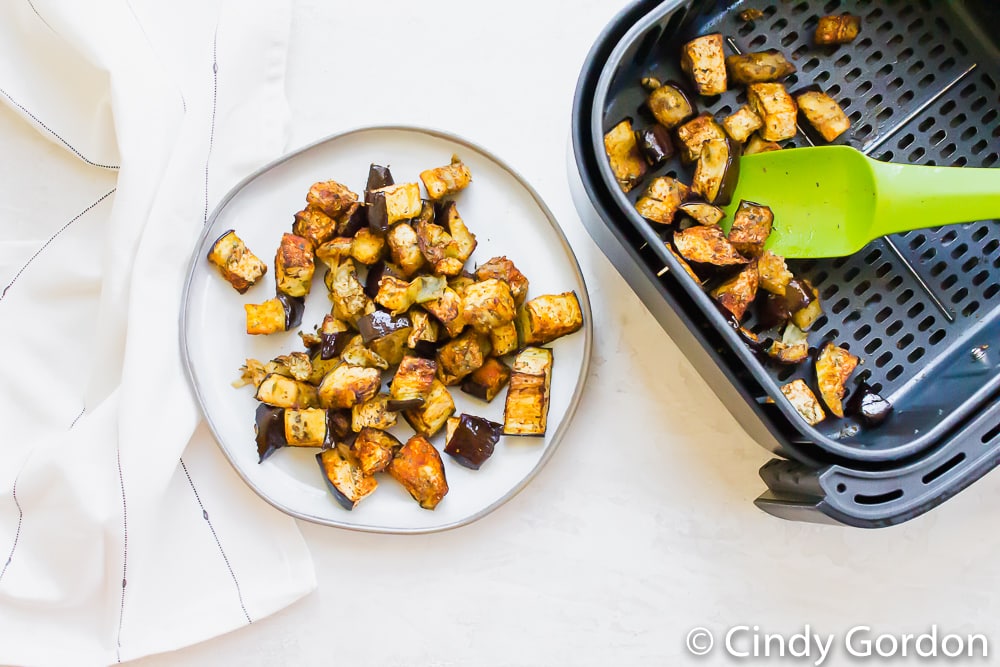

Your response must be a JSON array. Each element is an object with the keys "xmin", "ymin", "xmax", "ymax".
[{"xmin": 181, "ymin": 126, "xmax": 592, "ymax": 533}]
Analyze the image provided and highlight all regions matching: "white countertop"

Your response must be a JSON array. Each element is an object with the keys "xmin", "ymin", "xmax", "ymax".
[{"xmin": 33, "ymin": 0, "xmax": 1000, "ymax": 664}]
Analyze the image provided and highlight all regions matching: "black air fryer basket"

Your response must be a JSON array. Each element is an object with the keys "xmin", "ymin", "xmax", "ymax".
[{"xmin": 571, "ymin": 0, "xmax": 1000, "ymax": 526}]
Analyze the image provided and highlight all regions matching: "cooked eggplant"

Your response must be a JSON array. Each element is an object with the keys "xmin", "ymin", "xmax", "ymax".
[
  {"xmin": 207, "ymin": 230, "xmax": 267, "ymax": 294},
  {"xmin": 326, "ymin": 409, "xmax": 353, "ymax": 444},
  {"xmin": 316, "ymin": 444, "xmax": 378, "ymax": 511},
  {"xmin": 275, "ymin": 233, "xmax": 315, "ymax": 298},
  {"xmin": 268, "ymin": 352, "xmax": 313, "ymax": 382},
  {"xmin": 677, "ymin": 202, "xmax": 725, "ymax": 227},
  {"xmin": 747, "ymin": 83, "xmax": 798, "ymax": 142},
  {"xmin": 402, "ymin": 379, "xmax": 455, "ymax": 437},
  {"xmin": 317, "ymin": 315, "xmax": 351, "ymax": 361},
  {"xmin": 780, "ymin": 379, "xmax": 826, "ymax": 426},
  {"xmin": 739, "ymin": 8, "xmax": 764, "ymax": 21},
  {"xmin": 675, "ymin": 114, "xmax": 727, "ymax": 163},
  {"xmin": 437, "ymin": 329, "xmax": 492, "ymax": 385},
  {"xmin": 462, "ymin": 279, "xmax": 517, "ymax": 334},
  {"xmin": 307, "ymin": 180, "xmax": 359, "ymax": 219},
  {"xmin": 325, "ymin": 258, "xmax": 370, "ymax": 323},
  {"xmin": 366, "ymin": 190, "xmax": 389, "ymax": 235},
  {"xmin": 503, "ymin": 347, "xmax": 553, "ymax": 437},
  {"xmin": 357, "ymin": 310, "xmax": 411, "ymax": 344},
  {"xmin": 790, "ymin": 282, "xmax": 822, "ymax": 330},
  {"xmin": 635, "ymin": 125, "xmax": 675, "ymax": 167},
  {"xmin": 348, "ymin": 228, "xmax": 386, "ymax": 265},
  {"xmin": 815, "ymin": 14, "xmax": 861, "ymax": 45},
  {"xmin": 338, "ymin": 205, "xmax": 368, "ymax": 238},
  {"xmin": 816, "ymin": 343, "xmax": 859, "ymax": 418},
  {"xmin": 845, "ymin": 383, "xmax": 893, "ymax": 427},
  {"xmin": 444, "ymin": 414, "xmax": 503, "ymax": 470},
  {"xmin": 722, "ymin": 105, "xmax": 764, "ymax": 144},
  {"xmin": 710, "ymin": 261, "xmax": 758, "ymax": 321},
  {"xmin": 245, "ymin": 297, "xmax": 287, "ymax": 335},
  {"xmin": 666, "ymin": 244, "xmax": 703, "ymax": 284},
  {"xmin": 422, "ymin": 287, "xmax": 466, "ymax": 338},
  {"xmin": 475, "ymin": 256, "xmax": 529, "ymax": 307},
  {"xmin": 727, "ymin": 200, "xmax": 773, "ymax": 257},
  {"xmin": 434, "ymin": 201, "xmax": 477, "ymax": 264},
  {"xmin": 234, "ymin": 358, "xmax": 269, "ymax": 389},
  {"xmin": 369, "ymin": 327, "xmax": 411, "ymax": 366},
  {"xmin": 386, "ymin": 222, "xmax": 427, "ymax": 276},
  {"xmin": 757, "ymin": 277, "xmax": 815, "ymax": 328},
  {"xmin": 351, "ymin": 393, "xmax": 397, "ymax": 432},
  {"xmin": 317, "ymin": 364, "xmax": 381, "ymax": 409},
  {"xmin": 339, "ymin": 334, "xmax": 390, "ymax": 370},
  {"xmin": 292, "ymin": 206, "xmax": 339, "ymax": 250},
  {"xmin": 725, "ymin": 50, "xmax": 797, "ymax": 86},
  {"xmin": 307, "ymin": 353, "xmax": 340, "ymax": 386},
  {"xmin": 366, "ymin": 163, "xmax": 394, "ymax": 191},
  {"xmin": 364, "ymin": 260, "xmax": 405, "ymax": 299},
  {"xmin": 375, "ymin": 274, "xmax": 447, "ymax": 315},
  {"xmin": 604, "ymin": 118, "xmax": 647, "ymax": 192},
  {"xmin": 371, "ymin": 182, "xmax": 422, "ymax": 226},
  {"xmin": 388, "ymin": 355, "xmax": 437, "ymax": 410},
  {"xmin": 680, "ymin": 33, "xmax": 728, "ymax": 96},
  {"xmin": 387, "ymin": 435, "xmax": 449, "ymax": 510},
  {"xmin": 255, "ymin": 403, "xmax": 287, "ymax": 462},
  {"xmin": 283, "ymin": 408, "xmax": 328, "ymax": 447},
  {"xmin": 758, "ymin": 250, "xmax": 793, "ymax": 296},
  {"xmin": 635, "ymin": 176, "xmax": 690, "ymax": 225},
  {"xmin": 314, "ymin": 236, "xmax": 352, "ymax": 268},
  {"xmin": 489, "ymin": 321, "xmax": 519, "ymax": 357},
  {"xmin": 797, "ymin": 91, "xmax": 851, "ymax": 142},
  {"xmin": 673, "ymin": 225, "xmax": 748, "ymax": 266},
  {"xmin": 413, "ymin": 218, "xmax": 453, "ymax": 267},
  {"xmin": 516, "ymin": 292, "xmax": 584, "ymax": 346},
  {"xmin": 645, "ymin": 82, "xmax": 696, "ymax": 129},
  {"xmin": 767, "ymin": 322, "xmax": 810, "ymax": 364},
  {"xmin": 352, "ymin": 427, "xmax": 402, "ymax": 475},
  {"xmin": 744, "ymin": 134, "xmax": 783, "ymax": 155},
  {"xmin": 407, "ymin": 309, "xmax": 440, "ymax": 349},
  {"xmin": 461, "ymin": 357, "xmax": 511, "ymax": 403},
  {"xmin": 256, "ymin": 373, "xmax": 320, "ymax": 409},
  {"xmin": 420, "ymin": 156, "xmax": 472, "ymax": 200},
  {"xmin": 692, "ymin": 136, "xmax": 739, "ymax": 205}
]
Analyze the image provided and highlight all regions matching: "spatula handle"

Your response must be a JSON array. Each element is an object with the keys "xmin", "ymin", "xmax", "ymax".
[{"xmin": 869, "ymin": 160, "xmax": 1000, "ymax": 237}]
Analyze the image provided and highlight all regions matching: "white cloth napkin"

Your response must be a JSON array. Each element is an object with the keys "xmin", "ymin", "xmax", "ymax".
[{"xmin": 0, "ymin": 1, "xmax": 316, "ymax": 664}]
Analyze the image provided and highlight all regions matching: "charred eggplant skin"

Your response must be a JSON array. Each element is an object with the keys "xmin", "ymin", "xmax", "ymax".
[
  {"xmin": 444, "ymin": 414, "xmax": 503, "ymax": 470},
  {"xmin": 366, "ymin": 163, "xmax": 394, "ymax": 191},
  {"xmin": 277, "ymin": 293, "xmax": 305, "ymax": 329},
  {"xmin": 357, "ymin": 310, "xmax": 411, "ymax": 344},
  {"xmin": 255, "ymin": 403, "xmax": 287, "ymax": 463}
]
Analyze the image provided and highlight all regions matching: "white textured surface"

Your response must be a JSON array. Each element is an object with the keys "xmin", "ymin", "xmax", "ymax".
[{"xmin": 132, "ymin": 1, "xmax": 1000, "ymax": 664}]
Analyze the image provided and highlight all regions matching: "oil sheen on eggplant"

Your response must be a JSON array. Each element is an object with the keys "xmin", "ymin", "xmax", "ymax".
[
  {"xmin": 757, "ymin": 278, "xmax": 813, "ymax": 328},
  {"xmin": 255, "ymin": 403, "xmax": 287, "ymax": 462},
  {"xmin": 358, "ymin": 310, "xmax": 411, "ymax": 344},
  {"xmin": 635, "ymin": 125, "xmax": 675, "ymax": 167},
  {"xmin": 845, "ymin": 382, "xmax": 893, "ymax": 427},
  {"xmin": 276, "ymin": 293, "xmax": 306, "ymax": 329},
  {"xmin": 444, "ymin": 414, "xmax": 504, "ymax": 470}
]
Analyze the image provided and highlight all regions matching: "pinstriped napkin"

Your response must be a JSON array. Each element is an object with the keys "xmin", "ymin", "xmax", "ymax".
[{"xmin": 0, "ymin": 1, "xmax": 315, "ymax": 664}]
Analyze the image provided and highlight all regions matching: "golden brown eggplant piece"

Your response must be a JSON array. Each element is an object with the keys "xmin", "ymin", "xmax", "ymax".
[
  {"xmin": 317, "ymin": 444, "xmax": 378, "ymax": 511},
  {"xmin": 256, "ymin": 373, "xmax": 320, "ymax": 409},
  {"xmin": 503, "ymin": 347, "xmax": 553, "ymax": 436},
  {"xmin": 283, "ymin": 408, "xmax": 328, "ymax": 447},
  {"xmin": 727, "ymin": 200, "xmax": 774, "ymax": 257},
  {"xmin": 816, "ymin": 343, "xmax": 859, "ymax": 418},
  {"xmin": 437, "ymin": 330, "xmax": 492, "ymax": 386},
  {"xmin": 353, "ymin": 427, "xmax": 402, "ymax": 475},
  {"xmin": 791, "ymin": 282, "xmax": 822, "ymax": 330},
  {"xmin": 604, "ymin": 118, "xmax": 647, "ymax": 192},
  {"xmin": 325, "ymin": 258, "xmax": 371, "ymax": 324},
  {"xmin": 797, "ymin": 91, "xmax": 851, "ymax": 142},
  {"xmin": 675, "ymin": 115, "xmax": 727, "ymax": 163},
  {"xmin": 489, "ymin": 321, "xmax": 519, "ymax": 357},
  {"xmin": 388, "ymin": 435, "xmax": 449, "ymax": 510},
  {"xmin": 780, "ymin": 379, "xmax": 826, "ymax": 426},
  {"xmin": 710, "ymin": 261, "xmax": 758, "ymax": 321},
  {"xmin": 389, "ymin": 355, "xmax": 437, "ymax": 410},
  {"xmin": 351, "ymin": 393, "xmax": 398, "ymax": 432},
  {"xmin": 462, "ymin": 278, "xmax": 517, "ymax": 334},
  {"xmin": 666, "ymin": 245, "xmax": 703, "ymax": 284},
  {"xmin": 744, "ymin": 134, "xmax": 783, "ymax": 155},
  {"xmin": 422, "ymin": 287, "xmax": 466, "ymax": 337},
  {"xmin": 371, "ymin": 182, "xmax": 422, "ymax": 225},
  {"xmin": 767, "ymin": 323, "xmax": 810, "ymax": 365},
  {"xmin": 306, "ymin": 180, "xmax": 359, "ymax": 219},
  {"xmin": 725, "ymin": 50, "xmax": 797, "ymax": 86},
  {"xmin": 758, "ymin": 250, "xmax": 793, "ymax": 296},
  {"xmin": 635, "ymin": 176, "xmax": 690, "ymax": 225},
  {"xmin": 517, "ymin": 292, "xmax": 584, "ymax": 346},
  {"xmin": 436, "ymin": 201, "xmax": 477, "ymax": 264},
  {"xmin": 722, "ymin": 105, "xmax": 764, "ymax": 144},
  {"xmin": 673, "ymin": 225, "xmax": 748, "ymax": 266},
  {"xmin": 292, "ymin": 206, "xmax": 339, "ymax": 250},
  {"xmin": 815, "ymin": 14, "xmax": 861, "ymax": 45},
  {"xmin": 680, "ymin": 33, "xmax": 728, "ymax": 96},
  {"xmin": 747, "ymin": 83, "xmax": 798, "ymax": 142},
  {"xmin": 677, "ymin": 202, "xmax": 725, "ymax": 227},
  {"xmin": 691, "ymin": 137, "xmax": 739, "ymax": 205},
  {"xmin": 461, "ymin": 357, "xmax": 512, "ymax": 402},
  {"xmin": 244, "ymin": 294, "xmax": 304, "ymax": 335},
  {"xmin": 207, "ymin": 230, "xmax": 267, "ymax": 294},
  {"xmin": 420, "ymin": 156, "xmax": 472, "ymax": 200},
  {"xmin": 275, "ymin": 233, "xmax": 315, "ymax": 298},
  {"xmin": 386, "ymin": 222, "xmax": 427, "ymax": 276},
  {"xmin": 645, "ymin": 82, "xmax": 696, "ymax": 129},
  {"xmin": 317, "ymin": 364, "xmax": 382, "ymax": 409},
  {"xmin": 475, "ymin": 256, "xmax": 529, "ymax": 307},
  {"xmin": 402, "ymin": 379, "xmax": 455, "ymax": 437}
]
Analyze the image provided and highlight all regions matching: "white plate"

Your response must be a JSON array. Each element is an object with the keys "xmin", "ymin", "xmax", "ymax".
[{"xmin": 181, "ymin": 126, "xmax": 592, "ymax": 533}]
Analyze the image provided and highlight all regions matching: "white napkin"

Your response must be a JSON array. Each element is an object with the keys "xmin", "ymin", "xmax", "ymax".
[{"xmin": 0, "ymin": 1, "xmax": 316, "ymax": 664}]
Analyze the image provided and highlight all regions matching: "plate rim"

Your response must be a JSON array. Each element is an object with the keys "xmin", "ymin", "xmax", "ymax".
[{"xmin": 179, "ymin": 123, "xmax": 594, "ymax": 534}]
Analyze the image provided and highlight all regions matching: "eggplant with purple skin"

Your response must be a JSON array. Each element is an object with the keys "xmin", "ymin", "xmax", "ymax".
[
  {"xmin": 846, "ymin": 383, "xmax": 893, "ymax": 427},
  {"xmin": 366, "ymin": 163, "xmax": 394, "ymax": 192},
  {"xmin": 691, "ymin": 136, "xmax": 740, "ymax": 205},
  {"xmin": 276, "ymin": 292, "xmax": 304, "ymax": 328},
  {"xmin": 444, "ymin": 414, "xmax": 503, "ymax": 470},
  {"xmin": 316, "ymin": 444, "xmax": 378, "ymax": 511},
  {"xmin": 461, "ymin": 357, "xmax": 511, "ymax": 402},
  {"xmin": 635, "ymin": 125, "xmax": 675, "ymax": 167},
  {"xmin": 325, "ymin": 409, "xmax": 353, "ymax": 445},
  {"xmin": 244, "ymin": 293, "xmax": 305, "ymax": 335},
  {"xmin": 255, "ymin": 403, "xmax": 287, "ymax": 462},
  {"xmin": 366, "ymin": 190, "xmax": 389, "ymax": 235},
  {"xmin": 207, "ymin": 230, "xmax": 267, "ymax": 294},
  {"xmin": 338, "ymin": 205, "xmax": 368, "ymax": 238},
  {"xmin": 364, "ymin": 259, "xmax": 405, "ymax": 299},
  {"xmin": 357, "ymin": 310, "xmax": 412, "ymax": 344},
  {"xmin": 677, "ymin": 201, "xmax": 725, "ymax": 227},
  {"xmin": 757, "ymin": 278, "xmax": 815, "ymax": 328},
  {"xmin": 645, "ymin": 82, "xmax": 696, "ymax": 129}
]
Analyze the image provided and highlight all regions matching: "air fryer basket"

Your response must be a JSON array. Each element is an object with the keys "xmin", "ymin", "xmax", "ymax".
[{"xmin": 571, "ymin": 0, "xmax": 1000, "ymax": 524}]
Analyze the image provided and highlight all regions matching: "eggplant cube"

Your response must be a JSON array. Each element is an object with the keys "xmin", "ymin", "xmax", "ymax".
[
  {"xmin": 797, "ymin": 91, "xmax": 851, "ymax": 143},
  {"xmin": 791, "ymin": 282, "xmax": 823, "ymax": 330},
  {"xmin": 722, "ymin": 105, "xmax": 763, "ymax": 144},
  {"xmin": 437, "ymin": 330, "xmax": 492, "ymax": 386},
  {"xmin": 275, "ymin": 233, "xmax": 315, "ymax": 298},
  {"xmin": 375, "ymin": 275, "xmax": 415, "ymax": 314},
  {"xmin": 691, "ymin": 137, "xmax": 739, "ymax": 206},
  {"xmin": 747, "ymin": 83, "xmax": 798, "ymax": 142},
  {"xmin": 351, "ymin": 393, "xmax": 397, "ymax": 432},
  {"xmin": 318, "ymin": 364, "xmax": 382, "ymax": 409},
  {"xmin": 645, "ymin": 83, "xmax": 695, "ymax": 130},
  {"xmin": 349, "ymin": 228, "xmax": 386, "ymax": 265},
  {"xmin": 245, "ymin": 298, "xmax": 287, "ymax": 335},
  {"xmin": 407, "ymin": 310, "xmax": 440, "ymax": 348},
  {"xmin": 444, "ymin": 414, "xmax": 503, "ymax": 470},
  {"xmin": 725, "ymin": 50, "xmax": 797, "ymax": 86},
  {"xmin": 386, "ymin": 222, "xmax": 426, "ymax": 276},
  {"xmin": 475, "ymin": 256, "xmax": 529, "ymax": 307},
  {"xmin": 422, "ymin": 287, "xmax": 466, "ymax": 338},
  {"xmin": 673, "ymin": 225, "xmax": 748, "ymax": 266},
  {"xmin": 517, "ymin": 292, "xmax": 584, "ymax": 346},
  {"xmin": 503, "ymin": 347, "xmax": 553, "ymax": 437},
  {"xmin": 680, "ymin": 33, "xmax": 728, "ymax": 96},
  {"xmin": 745, "ymin": 134, "xmax": 783, "ymax": 155},
  {"xmin": 436, "ymin": 201, "xmax": 477, "ymax": 262},
  {"xmin": 489, "ymin": 321, "xmax": 519, "ymax": 357},
  {"xmin": 372, "ymin": 182, "xmax": 422, "ymax": 225},
  {"xmin": 462, "ymin": 279, "xmax": 517, "ymax": 334},
  {"xmin": 316, "ymin": 444, "xmax": 378, "ymax": 511},
  {"xmin": 388, "ymin": 435, "xmax": 449, "ymax": 510},
  {"xmin": 326, "ymin": 259, "xmax": 370, "ymax": 323},
  {"xmin": 710, "ymin": 261, "xmax": 759, "ymax": 322},
  {"xmin": 256, "ymin": 373, "xmax": 320, "ymax": 409},
  {"xmin": 255, "ymin": 404, "xmax": 287, "ymax": 463},
  {"xmin": 283, "ymin": 408, "xmax": 328, "ymax": 447},
  {"xmin": 353, "ymin": 427, "xmax": 402, "ymax": 475},
  {"xmin": 293, "ymin": 206, "xmax": 339, "ymax": 250},
  {"xmin": 815, "ymin": 14, "xmax": 861, "ymax": 45},
  {"xmin": 635, "ymin": 176, "xmax": 690, "ymax": 225},
  {"xmin": 402, "ymin": 379, "xmax": 455, "ymax": 437},
  {"xmin": 207, "ymin": 230, "xmax": 267, "ymax": 294},
  {"xmin": 758, "ymin": 250, "xmax": 794, "ymax": 296},
  {"xmin": 728, "ymin": 200, "xmax": 774, "ymax": 257},
  {"xmin": 604, "ymin": 118, "xmax": 647, "ymax": 192},
  {"xmin": 420, "ymin": 156, "xmax": 472, "ymax": 200},
  {"xmin": 307, "ymin": 180, "xmax": 359, "ymax": 219},
  {"xmin": 780, "ymin": 379, "xmax": 826, "ymax": 426},
  {"xmin": 389, "ymin": 356, "xmax": 437, "ymax": 411},
  {"xmin": 461, "ymin": 357, "xmax": 512, "ymax": 403},
  {"xmin": 816, "ymin": 343, "xmax": 859, "ymax": 418},
  {"xmin": 675, "ymin": 115, "xmax": 727, "ymax": 163}
]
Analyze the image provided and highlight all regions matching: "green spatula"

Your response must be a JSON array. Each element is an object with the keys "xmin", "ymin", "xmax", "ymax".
[{"xmin": 722, "ymin": 146, "xmax": 1000, "ymax": 258}]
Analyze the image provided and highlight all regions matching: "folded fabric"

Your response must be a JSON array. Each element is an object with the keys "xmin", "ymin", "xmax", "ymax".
[{"xmin": 0, "ymin": 1, "xmax": 316, "ymax": 664}]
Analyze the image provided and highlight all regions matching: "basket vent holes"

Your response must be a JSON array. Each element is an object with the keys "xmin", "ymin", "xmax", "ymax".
[
  {"xmin": 921, "ymin": 453, "xmax": 966, "ymax": 484},
  {"xmin": 864, "ymin": 338, "xmax": 882, "ymax": 355},
  {"xmin": 855, "ymin": 489, "xmax": 903, "ymax": 505},
  {"xmin": 875, "ymin": 351, "xmax": 893, "ymax": 368},
  {"xmin": 917, "ymin": 316, "xmax": 935, "ymax": 332},
  {"xmin": 982, "ymin": 422, "xmax": 1000, "ymax": 445}
]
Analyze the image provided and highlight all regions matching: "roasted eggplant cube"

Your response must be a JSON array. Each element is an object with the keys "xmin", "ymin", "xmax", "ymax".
[
  {"xmin": 414, "ymin": 219, "xmax": 453, "ymax": 267},
  {"xmin": 725, "ymin": 50, "xmax": 797, "ymax": 86},
  {"xmin": 402, "ymin": 379, "xmax": 455, "ymax": 437},
  {"xmin": 503, "ymin": 347, "xmax": 553, "ymax": 437},
  {"xmin": 604, "ymin": 118, "xmax": 647, "ymax": 192},
  {"xmin": 666, "ymin": 245, "xmax": 703, "ymax": 285},
  {"xmin": 389, "ymin": 356, "xmax": 437, "ymax": 410},
  {"xmin": 369, "ymin": 328, "xmax": 411, "ymax": 367},
  {"xmin": 461, "ymin": 357, "xmax": 511, "ymax": 403},
  {"xmin": 816, "ymin": 343, "xmax": 859, "ymax": 418},
  {"xmin": 791, "ymin": 282, "xmax": 822, "ymax": 330},
  {"xmin": 645, "ymin": 83, "xmax": 695, "ymax": 130},
  {"xmin": 420, "ymin": 156, "xmax": 472, "ymax": 200},
  {"xmin": 375, "ymin": 275, "xmax": 416, "ymax": 314},
  {"xmin": 678, "ymin": 202, "xmax": 725, "ymax": 227},
  {"xmin": 635, "ymin": 176, "xmax": 690, "ymax": 225},
  {"xmin": 710, "ymin": 261, "xmax": 759, "ymax": 322},
  {"xmin": 307, "ymin": 180, "xmax": 359, "ymax": 219},
  {"xmin": 781, "ymin": 379, "xmax": 826, "ymax": 426},
  {"xmin": 680, "ymin": 33, "xmax": 727, "ymax": 96},
  {"xmin": 758, "ymin": 250, "xmax": 793, "ymax": 296},
  {"xmin": 293, "ymin": 206, "xmax": 338, "ymax": 250},
  {"xmin": 745, "ymin": 134, "xmax": 782, "ymax": 155},
  {"xmin": 275, "ymin": 233, "xmax": 315, "ymax": 298},
  {"xmin": 437, "ymin": 330, "xmax": 491, "ymax": 386},
  {"xmin": 675, "ymin": 115, "xmax": 727, "ymax": 163},
  {"xmin": 728, "ymin": 200, "xmax": 774, "ymax": 257},
  {"xmin": 673, "ymin": 225, "xmax": 748, "ymax": 266},
  {"xmin": 245, "ymin": 298, "xmax": 288, "ymax": 335},
  {"xmin": 747, "ymin": 83, "xmax": 798, "ymax": 142},
  {"xmin": 757, "ymin": 277, "xmax": 815, "ymax": 328},
  {"xmin": 316, "ymin": 445, "xmax": 378, "ymax": 511},
  {"xmin": 255, "ymin": 404, "xmax": 287, "ymax": 463},
  {"xmin": 340, "ymin": 334, "xmax": 390, "ymax": 370},
  {"xmin": 349, "ymin": 228, "xmax": 386, "ymax": 265},
  {"xmin": 326, "ymin": 259, "xmax": 370, "ymax": 323},
  {"xmin": 635, "ymin": 125, "xmax": 675, "ymax": 167},
  {"xmin": 767, "ymin": 323, "xmax": 809, "ymax": 365},
  {"xmin": 797, "ymin": 91, "xmax": 851, "ymax": 142},
  {"xmin": 436, "ymin": 201, "xmax": 477, "ymax": 262},
  {"xmin": 315, "ymin": 236, "xmax": 353, "ymax": 268},
  {"xmin": 386, "ymin": 222, "xmax": 427, "ymax": 276},
  {"xmin": 445, "ymin": 414, "xmax": 503, "ymax": 470},
  {"xmin": 691, "ymin": 137, "xmax": 739, "ymax": 206},
  {"xmin": 407, "ymin": 310, "xmax": 440, "ymax": 349},
  {"xmin": 256, "ymin": 373, "xmax": 320, "ymax": 409},
  {"xmin": 317, "ymin": 364, "xmax": 382, "ymax": 409},
  {"xmin": 388, "ymin": 435, "xmax": 449, "ymax": 510},
  {"xmin": 475, "ymin": 256, "xmax": 529, "ymax": 307},
  {"xmin": 353, "ymin": 427, "xmax": 402, "ymax": 475},
  {"xmin": 489, "ymin": 321, "xmax": 519, "ymax": 357},
  {"xmin": 283, "ymin": 408, "xmax": 327, "ymax": 447},
  {"xmin": 815, "ymin": 14, "xmax": 861, "ymax": 45},
  {"xmin": 372, "ymin": 182, "xmax": 422, "ymax": 225},
  {"xmin": 517, "ymin": 292, "xmax": 584, "ymax": 346},
  {"xmin": 351, "ymin": 393, "xmax": 397, "ymax": 432},
  {"xmin": 271, "ymin": 352, "xmax": 313, "ymax": 382},
  {"xmin": 358, "ymin": 310, "xmax": 412, "ymax": 344},
  {"xmin": 462, "ymin": 279, "xmax": 517, "ymax": 334},
  {"xmin": 722, "ymin": 105, "xmax": 764, "ymax": 144},
  {"xmin": 422, "ymin": 287, "xmax": 465, "ymax": 338},
  {"xmin": 207, "ymin": 230, "xmax": 267, "ymax": 294}
]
